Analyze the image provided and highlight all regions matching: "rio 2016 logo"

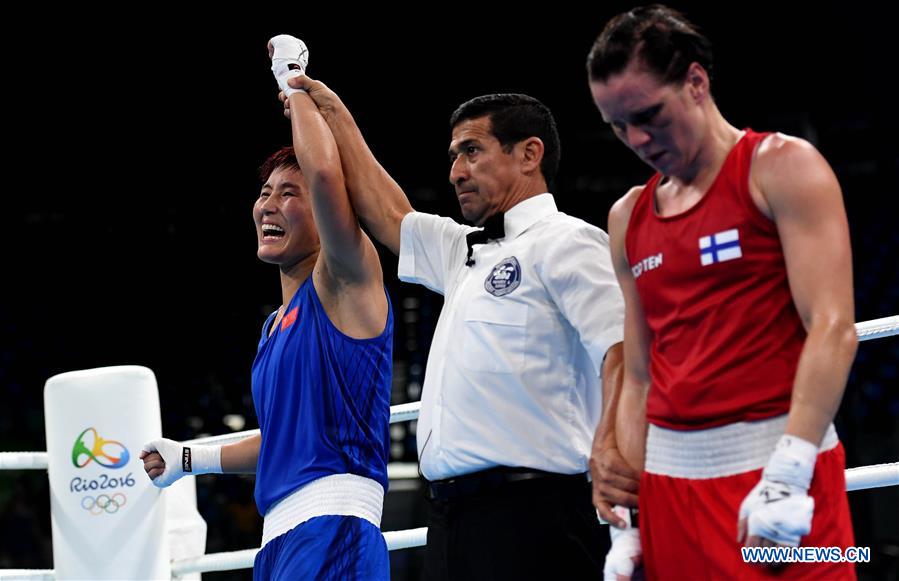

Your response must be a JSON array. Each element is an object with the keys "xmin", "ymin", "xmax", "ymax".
[{"xmin": 71, "ymin": 427, "xmax": 130, "ymax": 469}]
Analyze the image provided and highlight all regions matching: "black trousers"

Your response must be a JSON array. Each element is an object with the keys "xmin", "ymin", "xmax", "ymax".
[{"xmin": 422, "ymin": 473, "xmax": 610, "ymax": 580}]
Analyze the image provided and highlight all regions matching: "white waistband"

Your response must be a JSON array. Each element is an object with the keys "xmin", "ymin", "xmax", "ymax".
[
  {"xmin": 261, "ymin": 474, "xmax": 385, "ymax": 548},
  {"xmin": 645, "ymin": 415, "xmax": 839, "ymax": 479}
]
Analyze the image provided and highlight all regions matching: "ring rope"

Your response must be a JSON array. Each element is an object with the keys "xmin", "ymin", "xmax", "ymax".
[
  {"xmin": 1, "ymin": 315, "xmax": 897, "ymax": 578},
  {"xmin": 0, "ymin": 529, "xmax": 430, "ymax": 580},
  {"xmin": 855, "ymin": 315, "xmax": 899, "ymax": 341},
  {"xmin": 0, "ymin": 402, "xmax": 423, "ymax": 471},
  {"xmin": 169, "ymin": 527, "xmax": 428, "ymax": 577},
  {"xmin": 3, "ymin": 316, "xmax": 896, "ymax": 468}
]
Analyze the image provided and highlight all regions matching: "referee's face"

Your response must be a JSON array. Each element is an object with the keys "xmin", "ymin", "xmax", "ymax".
[{"xmin": 449, "ymin": 116, "xmax": 521, "ymax": 226}]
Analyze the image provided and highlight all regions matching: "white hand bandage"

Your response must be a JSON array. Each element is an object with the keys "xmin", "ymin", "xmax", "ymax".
[
  {"xmin": 141, "ymin": 438, "xmax": 222, "ymax": 488},
  {"xmin": 739, "ymin": 434, "xmax": 818, "ymax": 546},
  {"xmin": 604, "ymin": 506, "xmax": 642, "ymax": 580},
  {"xmin": 269, "ymin": 34, "xmax": 309, "ymax": 97}
]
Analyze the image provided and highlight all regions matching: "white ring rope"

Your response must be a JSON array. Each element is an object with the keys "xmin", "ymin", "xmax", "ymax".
[
  {"xmin": 168, "ymin": 527, "xmax": 428, "ymax": 577},
  {"xmin": 385, "ymin": 401, "xmax": 422, "ymax": 424},
  {"xmin": 0, "ymin": 452, "xmax": 47, "ymax": 471},
  {"xmin": 6, "ymin": 459, "xmax": 898, "ymax": 580},
  {"xmin": 3, "ymin": 315, "xmax": 897, "ymax": 469},
  {"xmin": 0, "ymin": 529, "xmax": 431, "ymax": 580},
  {"xmin": 0, "ymin": 402, "xmax": 423, "ymax": 470},
  {"xmin": 855, "ymin": 315, "xmax": 899, "ymax": 341},
  {"xmin": 1, "ymin": 315, "xmax": 897, "ymax": 579},
  {"xmin": 0, "ymin": 571, "xmax": 55, "ymax": 580},
  {"xmin": 845, "ymin": 462, "xmax": 899, "ymax": 492}
]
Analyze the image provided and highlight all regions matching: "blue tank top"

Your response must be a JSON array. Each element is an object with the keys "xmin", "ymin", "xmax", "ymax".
[{"xmin": 251, "ymin": 276, "xmax": 394, "ymax": 516}]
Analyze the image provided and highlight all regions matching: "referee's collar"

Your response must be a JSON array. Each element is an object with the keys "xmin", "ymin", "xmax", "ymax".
[{"xmin": 502, "ymin": 193, "xmax": 557, "ymax": 240}]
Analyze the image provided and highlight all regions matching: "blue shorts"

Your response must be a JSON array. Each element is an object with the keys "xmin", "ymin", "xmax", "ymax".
[{"xmin": 253, "ymin": 515, "xmax": 389, "ymax": 580}]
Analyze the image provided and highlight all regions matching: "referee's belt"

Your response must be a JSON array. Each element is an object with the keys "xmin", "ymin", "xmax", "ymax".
[{"xmin": 426, "ymin": 467, "xmax": 588, "ymax": 501}]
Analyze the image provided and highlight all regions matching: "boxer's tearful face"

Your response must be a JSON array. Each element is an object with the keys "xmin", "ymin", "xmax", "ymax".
[
  {"xmin": 254, "ymin": 166, "xmax": 320, "ymax": 268},
  {"xmin": 590, "ymin": 60, "xmax": 708, "ymax": 178}
]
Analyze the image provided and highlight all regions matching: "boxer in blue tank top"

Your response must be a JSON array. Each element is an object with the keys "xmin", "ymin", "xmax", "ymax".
[
  {"xmin": 251, "ymin": 273, "xmax": 393, "ymax": 580},
  {"xmin": 140, "ymin": 37, "xmax": 393, "ymax": 580}
]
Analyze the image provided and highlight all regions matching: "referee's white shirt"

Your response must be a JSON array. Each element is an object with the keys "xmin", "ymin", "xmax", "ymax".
[{"xmin": 398, "ymin": 194, "xmax": 625, "ymax": 481}]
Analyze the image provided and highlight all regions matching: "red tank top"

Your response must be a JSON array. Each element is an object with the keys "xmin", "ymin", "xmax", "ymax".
[{"xmin": 625, "ymin": 130, "xmax": 804, "ymax": 429}]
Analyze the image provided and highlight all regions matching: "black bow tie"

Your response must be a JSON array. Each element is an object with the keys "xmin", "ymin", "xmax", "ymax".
[{"xmin": 465, "ymin": 212, "xmax": 505, "ymax": 267}]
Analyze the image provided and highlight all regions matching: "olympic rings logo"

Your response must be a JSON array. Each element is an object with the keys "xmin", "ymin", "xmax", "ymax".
[
  {"xmin": 81, "ymin": 493, "xmax": 127, "ymax": 515},
  {"xmin": 71, "ymin": 427, "xmax": 130, "ymax": 469}
]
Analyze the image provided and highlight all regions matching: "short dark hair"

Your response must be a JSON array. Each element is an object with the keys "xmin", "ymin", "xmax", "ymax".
[
  {"xmin": 259, "ymin": 146, "xmax": 299, "ymax": 183},
  {"xmin": 450, "ymin": 93, "xmax": 561, "ymax": 184},
  {"xmin": 587, "ymin": 4, "xmax": 713, "ymax": 85}
]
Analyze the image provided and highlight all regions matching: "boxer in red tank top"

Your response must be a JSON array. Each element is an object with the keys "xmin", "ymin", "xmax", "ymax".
[{"xmin": 585, "ymin": 6, "xmax": 857, "ymax": 580}]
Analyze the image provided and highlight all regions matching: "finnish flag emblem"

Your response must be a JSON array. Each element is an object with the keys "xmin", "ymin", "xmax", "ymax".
[{"xmin": 699, "ymin": 228, "xmax": 742, "ymax": 266}]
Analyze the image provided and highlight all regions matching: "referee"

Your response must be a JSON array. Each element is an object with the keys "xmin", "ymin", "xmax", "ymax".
[{"xmin": 283, "ymin": 77, "xmax": 625, "ymax": 580}]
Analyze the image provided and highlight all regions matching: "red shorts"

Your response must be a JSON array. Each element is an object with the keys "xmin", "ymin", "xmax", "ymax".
[{"xmin": 640, "ymin": 419, "xmax": 855, "ymax": 580}]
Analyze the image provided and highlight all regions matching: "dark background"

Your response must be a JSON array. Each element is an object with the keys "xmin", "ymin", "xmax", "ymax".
[{"xmin": 2, "ymin": 3, "xmax": 897, "ymax": 579}]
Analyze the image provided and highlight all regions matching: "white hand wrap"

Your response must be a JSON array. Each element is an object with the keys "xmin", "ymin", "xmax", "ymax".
[
  {"xmin": 141, "ymin": 437, "xmax": 222, "ymax": 488},
  {"xmin": 739, "ymin": 434, "xmax": 817, "ymax": 546},
  {"xmin": 604, "ymin": 506, "xmax": 642, "ymax": 580},
  {"xmin": 269, "ymin": 34, "xmax": 309, "ymax": 97}
]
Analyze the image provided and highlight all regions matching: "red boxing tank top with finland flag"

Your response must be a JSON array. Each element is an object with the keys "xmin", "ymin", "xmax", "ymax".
[{"xmin": 625, "ymin": 130, "xmax": 805, "ymax": 430}]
